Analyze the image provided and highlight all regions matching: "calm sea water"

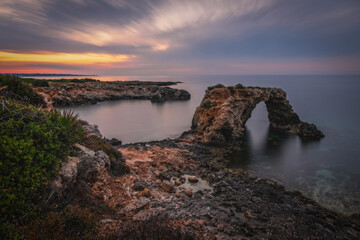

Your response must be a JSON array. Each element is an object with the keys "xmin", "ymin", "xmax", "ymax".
[{"xmin": 60, "ymin": 75, "xmax": 360, "ymax": 215}]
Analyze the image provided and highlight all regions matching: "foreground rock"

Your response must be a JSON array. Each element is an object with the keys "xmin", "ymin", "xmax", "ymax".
[
  {"xmin": 35, "ymin": 80, "xmax": 190, "ymax": 107},
  {"xmin": 89, "ymin": 140, "xmax": 359, "ymax": 239},
  {"xmin": 183, "ymin": 85, "xmax": 324, "ymax": 147}
]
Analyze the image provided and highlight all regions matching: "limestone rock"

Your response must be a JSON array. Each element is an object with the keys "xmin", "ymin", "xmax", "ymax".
[
  {"xmin": 186, "ymin": 86, "xmax": 324, "ymax": 147},
  {"xmin": 51, "ymin": 144, "xmax": 111, "ymax": 192},
  {"xmin": 83, "ymin": 124, "xmax": 102, "ymax": 138},
  {"xmin": 35, "ymin": 81, "xmax": 190, "ymax": 107}
]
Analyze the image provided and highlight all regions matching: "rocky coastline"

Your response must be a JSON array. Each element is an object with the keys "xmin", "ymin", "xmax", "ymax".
[
  {"xmin": 59, "ymin": 126, "xmax": 359, "ymax": 239},
  {"xmin": 49, "ymin": 84, "xmax": 360, "ymax": 239},
  {"xmin": 34, "ymin": 80, "xmax": 191, "ymax": 107}
]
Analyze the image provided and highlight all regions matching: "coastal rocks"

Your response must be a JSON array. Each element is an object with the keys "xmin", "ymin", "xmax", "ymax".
[
  {"xmin": 97, "ymin": 140, "xmax": 359, "ymax": 239},
  {"xmin": 34, "ymin": 81, "xmax": 191, "ymax": 107},
  {"xmin": 106, "ymin": 138, "xmax": 122, "ymax": 146},
  {"xmin": 187, "ymin": 85, "xmax": 324, "ymax": 147},
  {"xmin": 51, "ymin": 143, "xmax": 111, "ymax": 193}
]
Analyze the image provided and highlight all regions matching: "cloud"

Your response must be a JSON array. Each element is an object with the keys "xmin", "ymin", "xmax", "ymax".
[
  {"xmin": 0, "ymin": 51, "xmax": 134, "ymax": 64},
  {"xmin": 0, "ymin": 0, "xmax": 50, "ymax": 25},
  {"xmin": 52, "ymin": 0, "xmax": 273, "ymax": 50},
  {"xmin": 0, "ymin": 0, "xmax": 359, "ymax": 74}
]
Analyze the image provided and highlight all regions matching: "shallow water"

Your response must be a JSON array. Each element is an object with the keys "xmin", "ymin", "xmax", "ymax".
[{"xmin": 61, "ymin": 75, "xmax": 360, "ymax": 215}]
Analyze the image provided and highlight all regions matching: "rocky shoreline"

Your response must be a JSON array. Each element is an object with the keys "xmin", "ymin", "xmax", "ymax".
[
  {"xmin": 49, "ymin": 84, "xmax": 360, "ymax": 239},
  {"xmin": 34, "ymin": 80, "xmax": 191, "ymax": 107},
  {"xmin": 61, "ymin": 128, "xmax": 359, "ymax": 239}
]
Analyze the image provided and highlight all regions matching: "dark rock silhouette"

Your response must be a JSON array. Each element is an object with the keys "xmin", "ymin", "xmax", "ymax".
[{"xmin": 185, "ymin": 85, "xmax": 324, "ymax": 147}]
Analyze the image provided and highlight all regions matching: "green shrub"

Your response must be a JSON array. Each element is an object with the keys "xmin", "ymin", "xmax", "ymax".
[
  {"xmin": 0, "ymin": 100, "xmax": 83, "ymax": 237},
  {"xmin": 25, "ymin": 204, "xmax": 99, "ymax": 240},
  {"xmin": 31, "ymin": 80, "xmax": 50, "ymax": 87},
  {"xmin": 0, "ymin": 75, "xmax": 45, "ymax": 106},
  {"xmin": 227, "ymin": 86, "xmax": 235, "ymax": 93},
  {"xmin": 234, "ymin": 83, "xmax": 245, "ymax": 89},
  {"xmin": 207, "ymin": 84, "xmax": 225, "ymax": 91}
]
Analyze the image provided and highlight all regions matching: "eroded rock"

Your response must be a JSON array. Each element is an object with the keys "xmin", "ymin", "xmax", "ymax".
[{"xmin": 186, "ymin": 86, "xmax": 324, "ymax": 147}]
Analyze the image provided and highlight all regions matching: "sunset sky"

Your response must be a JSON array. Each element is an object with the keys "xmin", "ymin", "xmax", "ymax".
[{"xmin": 0, "ymin": 0, "xmax": 359, "ymax": 75}]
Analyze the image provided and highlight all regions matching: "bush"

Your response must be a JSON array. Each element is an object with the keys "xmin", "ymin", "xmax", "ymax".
[
  {"xmin": 227, "ymin": 86, "xmax": 235, "ymax": 93},
  {"xmin": 234, "ymin": 83, "xmax": 245, "ymax": 89},
  {"xmin": 0, "ymin": 100, "xmax": 84, "ymax": 237},
  {"xmin": 0, "ymin": 75, "xmax": 45, "ymax": 106},
  {"xmin": 25, "ymin": 204, "xmax": 99, "ymax": 240},
  {"xmin": 207, "ymin": 84, "xmax": 225, "ymax": 91},
  {"xmin": 31, "ymin": 80, "xmax": 50, "ymax": 87}
]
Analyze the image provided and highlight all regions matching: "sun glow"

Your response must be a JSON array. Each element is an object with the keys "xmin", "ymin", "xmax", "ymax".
[{"xmin": 0, "ymin": 51, "xmax": 135, "ymax": 65}]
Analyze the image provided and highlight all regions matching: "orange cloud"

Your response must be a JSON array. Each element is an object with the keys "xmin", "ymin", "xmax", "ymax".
[{"xmin": 0, "ymin": 51, "xmax": 135, "ymax": 65}]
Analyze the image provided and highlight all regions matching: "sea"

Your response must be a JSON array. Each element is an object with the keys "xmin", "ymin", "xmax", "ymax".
[{"xmin": 33, "ymin": 74, "xmax": 360, "ymax": 215}]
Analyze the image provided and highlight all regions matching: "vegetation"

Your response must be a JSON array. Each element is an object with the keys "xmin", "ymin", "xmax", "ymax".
[
  {"xmin": 234, "ymin": 83, "xmax": 245, "ymax": 89},
  {"xmin": 207, "ymin": 84, "xmax": 225, "ymax": 91},
  {"xmin": 25, "ymin": 204, "xmax": 99, "ymax": 240},
  {"xmin": 0, "ymin": 100, "xmax": 84, "ymax": 238},
  {"xmin": 0, "ymin": 75, "xmax": 45, "ymax": 106},
  {"xmin": 0, "ymin": 75, "xmax": 131, "ymax": 239},
  {"xmin": 31, "ymin": 79, "xmax": 50, "ymax": 87},
  {"xmin": 227, "ymin": 86, "xmax": 235, "ymax": 93},
  {"xmin": 20, "ymin": 77, "xmax": 98, "ymax": 85}
]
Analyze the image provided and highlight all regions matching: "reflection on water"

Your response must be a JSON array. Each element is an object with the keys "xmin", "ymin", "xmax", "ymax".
[
  {"xmin": 227, "ymin": 102, "xmax": 360, "ymax": 215},
  {"xmin": 65, "ymin": 99, "xmax": 195, "ymax": 144},
  {"xmin": 64, "ymin": 75, "xmax": 360, "ymax": 215}
]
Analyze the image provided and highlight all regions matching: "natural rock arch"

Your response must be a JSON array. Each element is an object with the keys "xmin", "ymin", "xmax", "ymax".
[{"xmin": 183, "ymin": 85, "xmax": 324, "ymax": 147}]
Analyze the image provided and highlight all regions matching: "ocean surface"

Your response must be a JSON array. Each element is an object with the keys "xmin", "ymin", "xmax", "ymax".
[{"xmin": 56, "ymin": 75, "xmax": 360, "ymax": 215}]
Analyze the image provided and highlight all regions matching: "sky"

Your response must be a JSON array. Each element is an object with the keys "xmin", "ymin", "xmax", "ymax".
[{"xmin": 0, "ymin": 0, "xmax": 359, "ymax": 75}]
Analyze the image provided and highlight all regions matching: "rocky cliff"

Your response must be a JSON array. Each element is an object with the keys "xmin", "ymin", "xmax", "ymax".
[
  {"xmin": 35, "ymin": 81, "xmax": 190, "ymax": 107},
  {"xmin": 185, "ymin": 85, "xmax": 324, "ymax": 147}
]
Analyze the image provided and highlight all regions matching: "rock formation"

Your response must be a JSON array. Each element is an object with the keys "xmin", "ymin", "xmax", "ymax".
[
  {"xmin": 35, "ymin": 81, "xmax": 190, "ymax": 107},
  {"xmin": 186, "ymin": 85, "xmax": 324, "ymax": 147}
]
